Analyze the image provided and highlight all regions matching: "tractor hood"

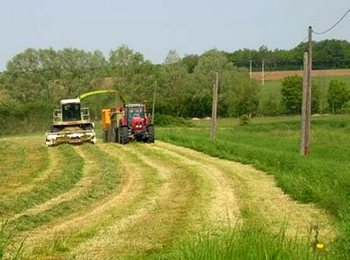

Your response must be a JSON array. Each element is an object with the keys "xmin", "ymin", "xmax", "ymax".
[{"xmin": 131, "ymin": 117, "xmax": 144, "ymax": 130}]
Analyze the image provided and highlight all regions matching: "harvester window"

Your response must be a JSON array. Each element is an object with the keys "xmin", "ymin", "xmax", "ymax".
[{"xmin": 63, "ymin": 104, "xmax": 81, "ymax": 121}]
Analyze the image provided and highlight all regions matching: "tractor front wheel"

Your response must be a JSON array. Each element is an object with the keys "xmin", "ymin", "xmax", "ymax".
[
  {"xmin": 120, "ymin": 126, "xmax": 129, "ymax": 145},
  {"xmin": 147, "ymin": 125, "xmax": 155, "ymax": 143}
]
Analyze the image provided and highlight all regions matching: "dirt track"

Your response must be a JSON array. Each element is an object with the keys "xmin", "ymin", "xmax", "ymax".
[{"xmin": 0, "ymin": 136, "xmax": 336, "ymax": 259}]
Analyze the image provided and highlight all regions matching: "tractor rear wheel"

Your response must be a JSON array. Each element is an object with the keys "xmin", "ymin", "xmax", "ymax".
[
  {"xmin": 147, "ymin": 125, "xmax": 155, "ymax": 143},
  {"xmin": 120, "ymin": 126, "xmax": 128, "ymax": 145}
]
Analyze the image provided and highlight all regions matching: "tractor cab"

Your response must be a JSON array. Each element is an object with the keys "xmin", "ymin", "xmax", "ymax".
[{"xmin": 124, "ymin": 104, "xmax": 146, "ymax": 129}]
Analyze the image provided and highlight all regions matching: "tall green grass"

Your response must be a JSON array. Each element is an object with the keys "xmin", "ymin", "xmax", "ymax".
[
  {"xmin": 156, "ymin": 115, "xmax": 350, "ymax": 259},
  {"xmin": 0, "ymin": 220, "xmax": 24, "ymax": 260},
  {"xmin": 174, "ymin": 226, "xmax": 330, "ymax": 260}
]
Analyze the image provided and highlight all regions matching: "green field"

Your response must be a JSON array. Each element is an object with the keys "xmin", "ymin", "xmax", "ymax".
[
  {"xmin": 156, "ymin": 115, "xmax": 350, "ymax": 259},
  {"xmin": 1, "ymin": 74, "xmax": 350, "ymax": 259},
  {"xmin": 260, "ymin": 76, "xmax": 350, "ymax": 102}
]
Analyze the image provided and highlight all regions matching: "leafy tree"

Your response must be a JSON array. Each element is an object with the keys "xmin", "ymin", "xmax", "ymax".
[
  {"xmin": 281, "ymin": 75, "xmax": 320, "ymax": 115},
  {"xmin": 181, "ymin": 54, "xmax": 199, "ymax": 73},
  {"xmin": 108, "ymin": 45, "xmax": 154, "ymax": 103},
  {"xmin": 280, "ymin": 75, "xmax": 303, "ymax": 115},
  {"xmin": 193, "ymin": 49, "xmax": 260, "ymax": 118},
  {"xmin": 228, "ymin": 68, "xmax": 260, "ymax": 117},
  {"xmin": 259, "ymin": 94, "xmax": 284, "ymax": 116},
  {"xmin": 327, "ymin": 79, "xmax": 350, "ymax": 113},
  {"xmin": 158, "ymin": 50, "xmax": 188, "ymax": 116},
  {"xmin": 193, "ymin": 49, "xmax": 231, "ymax": 117}
]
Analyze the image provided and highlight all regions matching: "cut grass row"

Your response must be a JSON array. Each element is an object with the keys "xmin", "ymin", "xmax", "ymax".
[
  {"xmin": 155, "ymin": 115, "xmax": 350, "ymax": 259},
  {"xmin": 66, "ymin": 143, "xmax": 210, "ymax": 259},
  {"xmin": 0, "ymin": 139, "xmax": 49, "ymax": 199},
  {"xmin": 0, "ymin": 142, "xmax": 82, "ymax": 219},
  {"xmin": 16, "ymin": 144, "xmax": 122, "ymax": 232}
]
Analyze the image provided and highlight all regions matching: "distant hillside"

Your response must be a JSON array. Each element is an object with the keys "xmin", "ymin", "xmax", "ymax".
[{"xmin": 252, "ymin": 69, "xmax": 350, "ymax": 81}]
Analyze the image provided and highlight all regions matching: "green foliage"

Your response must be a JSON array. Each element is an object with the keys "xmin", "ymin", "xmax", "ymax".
[
  {"xmin": 0, "ymin": 100, "xmax": 53, "ymax": 135},
  {"xmin": 153, "ymin": 114, "xmax": 194, "ymax": 127},
  {"xmin": 280, "ymin": 75, "xmax": 320, "ymax": 115},
  {"xmin": 259, "ymin": 94, "xmax": 285, "ymax": 116},
  {"xmin": 158, "ymin": 50, "xmax": 189, "ymax": 116},
  {"xmin": 181, "ymin": 54, "xmax": 199, "ymax": 73},
  {"xmin": 239, "ymin": 114, "xmax": 250, "ymax": 125},
  {"xmin": 327, "ymin": 79, "xmax": 350, "ymax": 113},
  {"xmin": 281, "ymin": 75, "xmax": 303, "ymax": 114},
  {"xmin": 1, "ymin": 41, "xmax": 350, "ymax": 136},
  {"xmin": 229, "ymin": 69, "xmax": 260, "ymax": 117},
  {"xmin": 225, "ymin": 39, "xmax": 350, "ymax": 71}
]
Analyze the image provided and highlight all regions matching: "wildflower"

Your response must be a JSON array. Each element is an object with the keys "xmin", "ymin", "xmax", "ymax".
[{"xmin": 316, "ymin": 243, "xmax": 324, "ymax": 249}]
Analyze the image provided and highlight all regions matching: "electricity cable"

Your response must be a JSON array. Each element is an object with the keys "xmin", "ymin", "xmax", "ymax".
[{"xmin": 313, "ymin": 9, "xmax": 350, "ymax": 35}]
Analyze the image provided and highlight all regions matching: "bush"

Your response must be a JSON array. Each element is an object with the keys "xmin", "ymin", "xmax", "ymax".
[
  {"xmin": 239, "ymin": 114, "xmax": 250, "ymax": 125},
  {"xmin": 153, "ymin": 114, "xmax": 194, "ymax": 127}
]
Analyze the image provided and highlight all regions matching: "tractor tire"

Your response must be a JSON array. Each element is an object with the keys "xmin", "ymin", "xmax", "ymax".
[
  {"xmin": 107, "ymin": 127, "xmax": 113, "ymax": 142},
  {"xmin": 111, "ymin": 128, "xmax": 118, "ymax": 143},
  {"xmin": 120, "ymin": 126, "xmax": 129, "ymax": 145},
  {"xmin": 147, "ymin": 125, "xmax": 155, "ymax": 143},
  {"xmin": 102, "ymin": 130, "xmax": 109, "ymax": 142},
  {"xmin": 117, "ymin": 127, "xmax": 122, "ymax": 144}
]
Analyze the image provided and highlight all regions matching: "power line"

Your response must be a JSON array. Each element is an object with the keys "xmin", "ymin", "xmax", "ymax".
[{"xmin": 313, "ymin": 9, "xmax": 350, "ymax": 35}]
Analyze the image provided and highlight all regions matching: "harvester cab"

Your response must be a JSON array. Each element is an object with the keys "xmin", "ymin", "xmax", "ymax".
[
  {"xmin": 45, "ymin": 98, "xmax": 97, "ymax": 146},
  {"xmin": 101, "ymin": 103, "xmax": 155, "ymax": 144}
]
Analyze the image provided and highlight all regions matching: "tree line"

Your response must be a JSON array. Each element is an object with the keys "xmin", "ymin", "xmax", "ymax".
[
  {"xmin": 0, "ymin": 46, "xmax": 260, "ymax": 134},
  {"xmin": 0, "ymin": 39, "xmax": 349, "ymax": 135},
  {"xmin": 224, "ymin": 39, "xmax": 350, "ymax": 71}
]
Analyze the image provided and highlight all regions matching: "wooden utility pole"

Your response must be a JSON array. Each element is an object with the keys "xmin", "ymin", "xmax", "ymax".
[
  {"xmin": 210, "ymin": 72, "xmax": 219, "ymax": 140},
  {"xmin": 261, "ymin": 60, "xmax": 265, "ymax": 86},
  {"xmin": 249, "ymin": 60, "xmax": 252, "ymax": 79},
  {"xmin": 300, "ymin": 52, "xmax": 308, "ymax": 155},
  {"xmin": 305, "ymin": 26, "xmax": 313, "ymax": 155},
  {"xmin": 151, "ymin": 81, "xmax": 156, "ymax": 124},
  {"xmin": 301, "ymin": 26, "xmax": 313, "ymax": 155}
]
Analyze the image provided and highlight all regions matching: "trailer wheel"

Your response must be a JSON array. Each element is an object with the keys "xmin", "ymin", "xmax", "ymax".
[
  {"xmin": 147, "ymin": 125, "xmax": 155, "ymax": 143},
  {"xmin": 111, "ymin": 128, "xmax": 118, "ymax": 143},
  {"xmin": 120, "ymin": 126, "xmax": 128, "ymax": 145},
  {"xmin": 117, "ymin": 127, "xmax": 122, "ymax": 144},
  {"xmin": 102, "ymin": 130, "xmax": 109, "ymax": 142}
]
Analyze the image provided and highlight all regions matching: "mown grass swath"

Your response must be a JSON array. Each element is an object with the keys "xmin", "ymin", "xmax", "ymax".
[
  {"xmin": 156, "ymin": 115, "xmax": 350, "ymax": 259},
  {"xmin": 0, "ymin": 144, "xmax": 82, "ymax": 220},
  {"xmin": 12, "ymin": 144, "xmax": 123, "ymax": 232}
]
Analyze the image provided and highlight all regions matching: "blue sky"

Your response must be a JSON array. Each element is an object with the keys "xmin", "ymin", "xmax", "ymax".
[{"xmin": 0, "ymin": 0, "xmax": 349, "ymax": 71}]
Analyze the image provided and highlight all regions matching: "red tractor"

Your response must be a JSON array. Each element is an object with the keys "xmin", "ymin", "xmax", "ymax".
[{"xmin": 101, "ymin": 103, "xmax": 154, "ymax": 144}]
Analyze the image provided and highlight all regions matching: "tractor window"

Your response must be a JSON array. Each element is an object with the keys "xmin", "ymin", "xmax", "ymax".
[{"xmin": 131, "ymin": 108, "xmax": 144, "ymax": 118}]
